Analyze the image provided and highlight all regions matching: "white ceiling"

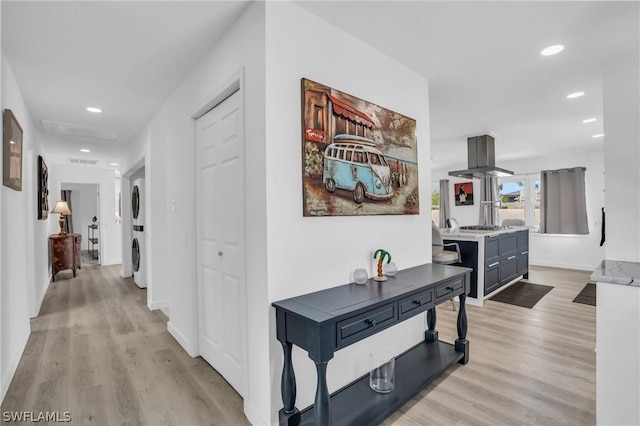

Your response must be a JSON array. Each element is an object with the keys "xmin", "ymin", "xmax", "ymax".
[
  {"xmin": 299, "ymin": 1, "xmax": 639, "ymax": 171},
  {"xmin": 1, "ymin": 1, "xmax": 251, "ymax": 169},
  {"xmin": 2, "ymin": 1, "xmax": 638, "ymax": 173}
]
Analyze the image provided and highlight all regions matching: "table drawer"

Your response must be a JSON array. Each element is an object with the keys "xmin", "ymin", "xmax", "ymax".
[
  {"xmin": 399, "ymin": 289, "xmax": 433, "ymax": 320},
  {"xmin": 434, "ymin": 278, "xmax": 464, "ymax": 303},
  {"xmin": 336, "ymin": 303, "xmax": 397, "ymax": 349}
]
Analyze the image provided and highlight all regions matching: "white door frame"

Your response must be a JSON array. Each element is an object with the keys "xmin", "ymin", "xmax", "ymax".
[{"xmin": 192, "ymin": 67, "xmax": 248, "ymax": 396}]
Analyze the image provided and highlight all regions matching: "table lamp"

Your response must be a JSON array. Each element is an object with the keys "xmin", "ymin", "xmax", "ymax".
[{"xmin": 51, "ymin": 201, "xmax": 71, "ymax": 235}]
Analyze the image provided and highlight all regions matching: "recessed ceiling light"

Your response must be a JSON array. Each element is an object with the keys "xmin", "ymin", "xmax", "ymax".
[
  {"xmin": 80, "ymin": 148, "xmax": 91, "ymax": 153},
  {"xmin": 86, "ymin": 107, "xmax": 102, "ymax": 113},
  {"xmin": 110, "ymin": 162, "xmax": 118, "ymax": 166},
  {"xmin": 567, "ymin": 92, "xmax": 585, "ymax": 99},
  {"xmin": 582, "ymin": 118, "xmax": 597, "ymax": 123},
  {"xmin": 592, "ymin": 134, "xmax": 605, "ymax": 138},
  {"xmin": 541, "ymin": 44, "xmax": 564, "ymax": 56}
]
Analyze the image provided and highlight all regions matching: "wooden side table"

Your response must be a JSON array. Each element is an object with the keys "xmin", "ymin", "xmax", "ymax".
[{"xmin": 49, "ymin": 233, "xmax": 82, "ymax": 282}]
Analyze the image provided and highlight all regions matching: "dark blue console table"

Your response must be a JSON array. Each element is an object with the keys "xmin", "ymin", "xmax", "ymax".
[{"xmin": 272, "ymin": 263, "xmax": 471, "ymax": 426}]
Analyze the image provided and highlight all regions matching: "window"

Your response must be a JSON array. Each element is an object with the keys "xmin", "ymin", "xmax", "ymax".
[
  {"xmin": 431, "ymin": 181, "xmax": 440, "ymax": 224},
  {"xmin": 498, "ymin": 179, "xmax": 525, "ymax": 225},
  {"xmin": 498, "ymin": 174, "xmax": 541, "ymax": 228}
]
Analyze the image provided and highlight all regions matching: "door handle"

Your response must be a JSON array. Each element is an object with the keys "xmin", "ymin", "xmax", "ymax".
[
  {"xmin": 488, "ymin": 262, "xmax": 499, "ymax": 267},
  {"xmin": 507, "ymin": 255, "xmax": 516, "ymax": 260}
]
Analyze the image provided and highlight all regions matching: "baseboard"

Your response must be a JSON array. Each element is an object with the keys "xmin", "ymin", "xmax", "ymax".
[
  {"xmin": 244, "ymin": 399, "xmax": 271, "ymax": 426},
  {"xmin": 32, "ymin": 277, "xmax": 50, "ymax": 318},
  {"xmin": 167, "ymin": 321, "xmax": 197, "ymax": 357},
  {"xmin": 148, "ymin": 299, "xmax": 169, "ymax": 311},
  {"xmin": 529, "ymin": 260, "xmax": 597, "ymax": 272},
  {"xmin": 1, "ymin": 325, "xmax": 30, "ymax": 404}
]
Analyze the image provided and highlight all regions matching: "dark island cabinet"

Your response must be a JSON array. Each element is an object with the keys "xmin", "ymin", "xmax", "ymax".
[
  {"xmin": 273, "ymin": 263, "xmax": 471, "ymax": 426},
  {"xmin": 484, "ymin": 229, "xmax": 529, "ymax": 296},
  {"xmin": 446, "ymin": 230, "xmax": 530, "ymax": 298}
]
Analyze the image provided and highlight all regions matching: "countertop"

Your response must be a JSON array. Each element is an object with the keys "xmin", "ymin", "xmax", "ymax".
[
  {"xmin": 590, "ymin": 259, "xmax": 640, "ymax": 286},
  {"xmin": 441, "ymin": 226, "xmax": 530, "ymax": 241}
]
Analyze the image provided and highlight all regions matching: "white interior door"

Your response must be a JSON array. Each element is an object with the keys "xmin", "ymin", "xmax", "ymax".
[{"xmin": 195, "ymin": 90, "xmax": 246, "ymax": 397}]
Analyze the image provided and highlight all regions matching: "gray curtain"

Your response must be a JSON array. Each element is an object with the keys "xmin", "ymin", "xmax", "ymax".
[
  {"xmin": 61, "ymin": 190, "xmax": 73, "ymax": 233},
  {"xmin": 540, "ymin": 167, "xmax": 588, "ymax": 234},
  {"xmin": 439, "ymin": 179, "xmax": 450, "ymax": 228},
  {"xmin": 478, "ymin": 177, "xmax": 499, "ymax": 226}
]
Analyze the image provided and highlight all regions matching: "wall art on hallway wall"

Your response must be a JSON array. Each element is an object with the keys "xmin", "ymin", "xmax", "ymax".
[
  {"xmin": 301, "ymin": 78, "xmax": 419, "ymax": 217},
  {"xmin": 38, "ymin": 155, "xmax": 49, "ymax": 219},
  {"xmin": 3, "ymin": 108, "xmax": 23, "ymax": 191}
]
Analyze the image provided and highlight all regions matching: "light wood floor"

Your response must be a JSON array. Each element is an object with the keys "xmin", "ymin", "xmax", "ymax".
[
  {"xmin": 383, "ymin": 265, "xmax": 596, "ymax": 426},
  {"xmin": 1, "ymin": 265, "xmax": 249, "ymax": 426},
  {"xmin": 2, "ymin": 265, "xmax": 594, "ymax": 426}
]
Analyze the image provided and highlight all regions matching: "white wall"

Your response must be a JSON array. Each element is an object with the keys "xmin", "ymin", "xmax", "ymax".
[
  {"xmin": 603, "ymin": 57, "xmax": 640, "ymax": 262},
  {"xmin": 0, "ymin": 54, "xmax": 48, "ymax": 402},
  {"xmin": 596, "ymin": 44, "xmax": 640, "ymax": 426},
  {"xmin": 119, "ymin": 2, "xmax": 267, "ymax": 423},
  {"xmin": 265, "ymin": 2, "xmax": 431, "ymax": 423},
  {"xmin": 48, "ymin": 164, "xmax": 121, "ymax": 266},
  {"xmin": 62, "ymin": 183, "xmax": 98, "ymax": 255},
  {"xmin": 433, "ymin": 148, "xmax": 605, "ymax": 271},
  {"xmin": 597, "ymin": 283, "xmax": 640, "ymax": 426}
]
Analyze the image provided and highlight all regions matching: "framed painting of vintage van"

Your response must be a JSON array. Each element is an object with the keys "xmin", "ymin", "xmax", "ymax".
[
  {"xmin": 301, "ymin": 78, "xmax": 419, "ymax": 217},
  {"xmin": 3, "ymin": 109, "xmax": 23, "ymax": 191}
]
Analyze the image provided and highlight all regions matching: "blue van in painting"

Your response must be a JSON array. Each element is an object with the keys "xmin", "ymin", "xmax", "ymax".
[{"xmin": 322, "ymin": 135, "xmax": 393, "ymax": 204}]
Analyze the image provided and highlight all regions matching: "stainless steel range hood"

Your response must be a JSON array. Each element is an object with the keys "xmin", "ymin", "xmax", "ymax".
[{"xmin": 448, "ymin": 134, "xmax": 514, "ymax": 179}]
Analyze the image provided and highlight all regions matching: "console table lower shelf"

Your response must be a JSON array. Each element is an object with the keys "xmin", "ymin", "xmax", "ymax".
[{"xmin": 298, "ymin": 340, "xmax": 463, "ymax": 426}]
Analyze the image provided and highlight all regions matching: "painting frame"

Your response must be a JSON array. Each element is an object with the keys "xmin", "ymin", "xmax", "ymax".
[
  {"xmin": 301, "ymin": 78, "xmax": 419, "ymax": 217},
  {"xmin": 3, "ymin": 109, "xmax": 23, "ymax": 191},
  {"xmin": 37, "ymin": 155, "xmax": 49, "ymax": 220},
  {"xmin": 454, "ymin": 181, "xmax": 474, "ymax": 206}
]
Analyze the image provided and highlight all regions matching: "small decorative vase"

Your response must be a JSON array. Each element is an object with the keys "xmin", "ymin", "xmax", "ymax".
[
  {"xmin": 353, "ymin": 269, "xmax": 368, "ymax": 285},
  {"xmin": 384, "ymin": 262, "xmax": 398, "ymax": 277}
]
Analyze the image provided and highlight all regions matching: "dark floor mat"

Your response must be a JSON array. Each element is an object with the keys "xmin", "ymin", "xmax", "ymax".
[
  {"xmin": 489, "ymin": 281, "xmax": 554, "ymax": 309},
  {"xmin": 572, "ymin": 283, "xmax": 596, "ymax": 306}
]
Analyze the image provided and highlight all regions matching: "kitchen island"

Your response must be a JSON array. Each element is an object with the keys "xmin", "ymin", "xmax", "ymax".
[{"xmin": 443, "ymin": 226, "xmax": 529, "ymax": 307}]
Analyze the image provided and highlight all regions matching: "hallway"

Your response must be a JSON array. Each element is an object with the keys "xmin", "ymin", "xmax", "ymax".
[{"xmin": 1, "ymin": 265, "xmax": 249, "ymax": 425}]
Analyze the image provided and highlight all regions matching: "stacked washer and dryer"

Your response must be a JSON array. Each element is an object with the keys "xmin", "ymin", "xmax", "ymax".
[{"xmin": 131, "ymin": 178, "xmax": 147, "ymax": 288}]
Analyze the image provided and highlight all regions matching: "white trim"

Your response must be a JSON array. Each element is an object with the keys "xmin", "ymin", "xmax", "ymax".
[
  {"xmin": 167, "ymin": 321, "xmax": 197, "ymax": 357},
  {"xmin": 0, "ymin": 324, "xmax": 30, "ymax": 402},
  {"xmin": 31, "ymin": 277, "xmax": 50, "ymax": 318},
  {"xmin": 244, "ymin": 401, "xmax": 271, "ymax": 426},
  {"xmin": 148, "ymin": 299, "xmax": 169, "ymax": 311},
  {"xmin": 530, "ymin": 232, "xmax": 590, "ymax": 238},
  {"xmin": 530, "ymin": 260, "xmax": 597, "ymax": 272}
]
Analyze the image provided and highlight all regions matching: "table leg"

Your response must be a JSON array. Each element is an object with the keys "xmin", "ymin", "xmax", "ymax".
[
  {"xmin": 425, "ymin": 306, "xmax": 438, "ymax": 343},
  {"xmin": 279, "ymin": 341, "xmax": 300, "ymax": 425},
  {"xmin": 314, "ymin": 361, "xmax": 331, "ymax": 426},
  {"xmin": 455, "ymin": 293, "xmax": 470, "ymax": 364}
]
